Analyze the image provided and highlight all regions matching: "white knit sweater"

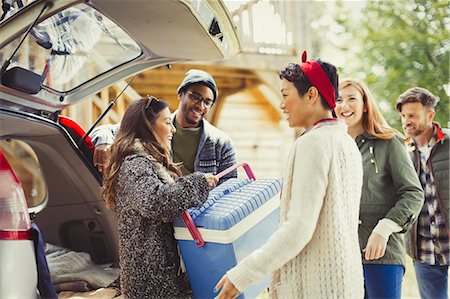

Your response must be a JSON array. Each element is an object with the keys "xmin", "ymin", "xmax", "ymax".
[{"xmin": 227, "ymin": 122, "xmax": 364, "ymax": 299}]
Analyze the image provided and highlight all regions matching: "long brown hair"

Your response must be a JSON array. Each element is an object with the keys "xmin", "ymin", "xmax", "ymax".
[
  {"xmin": 339, "ymin": 78, "xmax": 398, "ymax": 140},
  {"xmin": 102, "ymin": 97, "xmax": 181, "ymax": 209}
]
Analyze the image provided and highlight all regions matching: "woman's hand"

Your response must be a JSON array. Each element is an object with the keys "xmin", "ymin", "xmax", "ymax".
[
  {"xmin": 214, "ymin": 275, "xmax": 240, "ymax": 299},
  {"xmin": 204, "ymin": 173, "xmax": 218, "ymax": 188},
  {"xmin": 363, "ymin": 231, "xmax": 388, "ymax": 260}
]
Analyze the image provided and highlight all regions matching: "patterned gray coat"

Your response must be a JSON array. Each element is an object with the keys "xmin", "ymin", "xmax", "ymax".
[{"xmin": 115, "ymin": 141, "xmax": 210, "ymax": 298}]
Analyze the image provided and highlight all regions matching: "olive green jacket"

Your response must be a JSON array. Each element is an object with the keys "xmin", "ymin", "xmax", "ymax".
[{"xmin": 356, "ymin": 133, "xmax": 424, "ymax": 266}]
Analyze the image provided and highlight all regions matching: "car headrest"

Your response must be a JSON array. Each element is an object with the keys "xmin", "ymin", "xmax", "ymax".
[{"xmin": 1, "ymin": 66, "xmax": 42, "ymax": 94}]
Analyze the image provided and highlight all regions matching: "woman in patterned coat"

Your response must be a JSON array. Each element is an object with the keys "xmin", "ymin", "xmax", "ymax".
[{"xmin": 103, "ymin": 97, "xmax": 218, "ymax": 298}]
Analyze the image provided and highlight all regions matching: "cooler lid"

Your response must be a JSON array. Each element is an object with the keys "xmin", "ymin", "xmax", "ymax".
[{"xmin": 175, "ymin": 178, "xmax": 282, "ymax": 230}]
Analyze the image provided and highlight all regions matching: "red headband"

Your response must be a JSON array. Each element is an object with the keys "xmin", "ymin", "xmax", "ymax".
[{"xmin": 299, "ymin": 51, "xmax": 336, "ymax": 109}]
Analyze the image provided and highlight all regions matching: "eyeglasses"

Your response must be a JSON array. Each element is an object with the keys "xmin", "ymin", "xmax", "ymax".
[
  {"xmin": 187, "ymin": 91, "xmax": 214, "ymax": 108},
  {"xmin": 145, "ymin": 95, "xmax": 160, "ymax": 110}
]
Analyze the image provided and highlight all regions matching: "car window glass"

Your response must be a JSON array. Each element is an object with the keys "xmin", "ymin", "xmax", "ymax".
[
  {"xmin": 0, "ymin": 0, "xmax": 38, "ymax": 23},
  {"xmin": 0, "ymin": 3, "xmax": 142, "ymax": 93},
  {"xmin": 0, "ymin": 140, "xmax": 47, "ymax": 208}
]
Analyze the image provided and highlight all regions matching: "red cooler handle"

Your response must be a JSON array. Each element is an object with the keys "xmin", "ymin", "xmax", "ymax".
[
  {"xmin": 181, "ymin": 211, "xmax": 205, "ymax": 247},
  {"xmin": 181, "ymin": 162, "xmax": 255, "ymax": 248},
  {"xmin": 215, "ymin": 162, "xmax": 256, "ymax": 181}
]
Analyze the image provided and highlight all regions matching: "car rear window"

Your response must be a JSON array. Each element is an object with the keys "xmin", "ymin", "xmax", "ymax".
[
  {"xmin": 0, "ymin": 3, "xmax": 142, "ymax": 93},
  {"xmin": 0, "ymin": 139, "xmax": 46, "ymax": 208}
]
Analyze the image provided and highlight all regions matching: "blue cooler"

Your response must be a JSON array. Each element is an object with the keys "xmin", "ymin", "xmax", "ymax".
[{"xmin": 174, "ymin": 164, "xmax": 281, "ymax": 299}]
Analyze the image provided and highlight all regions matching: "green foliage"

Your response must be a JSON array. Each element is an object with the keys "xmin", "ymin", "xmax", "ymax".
[{"xmin": 359, "ymin": 0, "xmax": 449, "ymax": 128}]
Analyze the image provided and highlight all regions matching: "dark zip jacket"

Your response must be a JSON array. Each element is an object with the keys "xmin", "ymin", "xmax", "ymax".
[{"xmin": 405, "ymin": 123, "xmax": 450, "ymax": 259}]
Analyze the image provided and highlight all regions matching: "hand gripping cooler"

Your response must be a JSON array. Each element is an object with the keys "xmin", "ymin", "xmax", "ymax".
[{"xmin": 174, "ymin": 163, "xmax": 281, "ymax": 299}]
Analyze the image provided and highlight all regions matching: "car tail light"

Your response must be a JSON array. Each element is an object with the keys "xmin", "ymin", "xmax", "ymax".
[{"xmin": 0, "ymin": 150, "xmax": 32, "ymax": 240}]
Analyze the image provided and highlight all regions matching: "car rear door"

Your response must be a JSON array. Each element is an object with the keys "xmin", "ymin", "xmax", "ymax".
[{"xmin": 0, "ymin": 0, "xmax": 240, "ymax": 267}]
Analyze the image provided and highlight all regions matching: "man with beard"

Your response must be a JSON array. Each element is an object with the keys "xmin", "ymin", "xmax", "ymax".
[
  {"xmin": 91, "ymin": 69, "xmax": 237, "ymax": 184},
  {"xmin": 396, "ymin": 87, "xmax": 449, "ymax": 299}
]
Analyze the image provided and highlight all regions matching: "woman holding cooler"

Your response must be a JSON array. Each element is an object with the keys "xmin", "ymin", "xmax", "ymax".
[
  {"xmin": 215, "ymin": 53, "xmax": 365, "ymax": 299},
  {"xmin": 102, "ymin": 97, "xmax": 217, "ymax": 298}
]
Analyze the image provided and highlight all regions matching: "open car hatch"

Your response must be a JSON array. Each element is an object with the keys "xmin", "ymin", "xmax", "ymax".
[{"xmin": 0, "ymin": 0, "xmax": 241, "ymax": 114}]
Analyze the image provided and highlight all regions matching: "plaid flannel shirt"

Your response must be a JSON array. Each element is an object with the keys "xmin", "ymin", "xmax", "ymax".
[{"xmin": 416, "ymin": 129, "xmax": 450, "ymax": 265}]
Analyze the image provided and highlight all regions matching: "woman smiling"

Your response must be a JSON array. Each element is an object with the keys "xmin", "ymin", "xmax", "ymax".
[{"xmin": 336, "ymin": 79, "xmax": 424, "ymax": 299}]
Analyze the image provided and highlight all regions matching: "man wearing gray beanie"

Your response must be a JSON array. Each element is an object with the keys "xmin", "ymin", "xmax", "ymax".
[{"xmin": 90, "ymin": 69, "xmax": 237, "ymax": 185}]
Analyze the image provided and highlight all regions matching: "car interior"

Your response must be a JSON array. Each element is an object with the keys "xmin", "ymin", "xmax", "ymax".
[{"xmin": 0, "ymin": 108, "xmax": 118, "ymax": 264}]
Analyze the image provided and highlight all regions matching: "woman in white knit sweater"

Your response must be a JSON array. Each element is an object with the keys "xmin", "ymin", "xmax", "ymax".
[{"xmin": 215, "ymin": 52, "xmax": 365, "ymax": 299}]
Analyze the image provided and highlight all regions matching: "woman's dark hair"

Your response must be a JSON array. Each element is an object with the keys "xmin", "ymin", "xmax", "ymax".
[
  {"xmin": 103, "ymin": 97, "xmax": 180, "ymax": 209},
  {"xmin": 279, "ymin": 59, "xmax": 339, "ymax": 110}
]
